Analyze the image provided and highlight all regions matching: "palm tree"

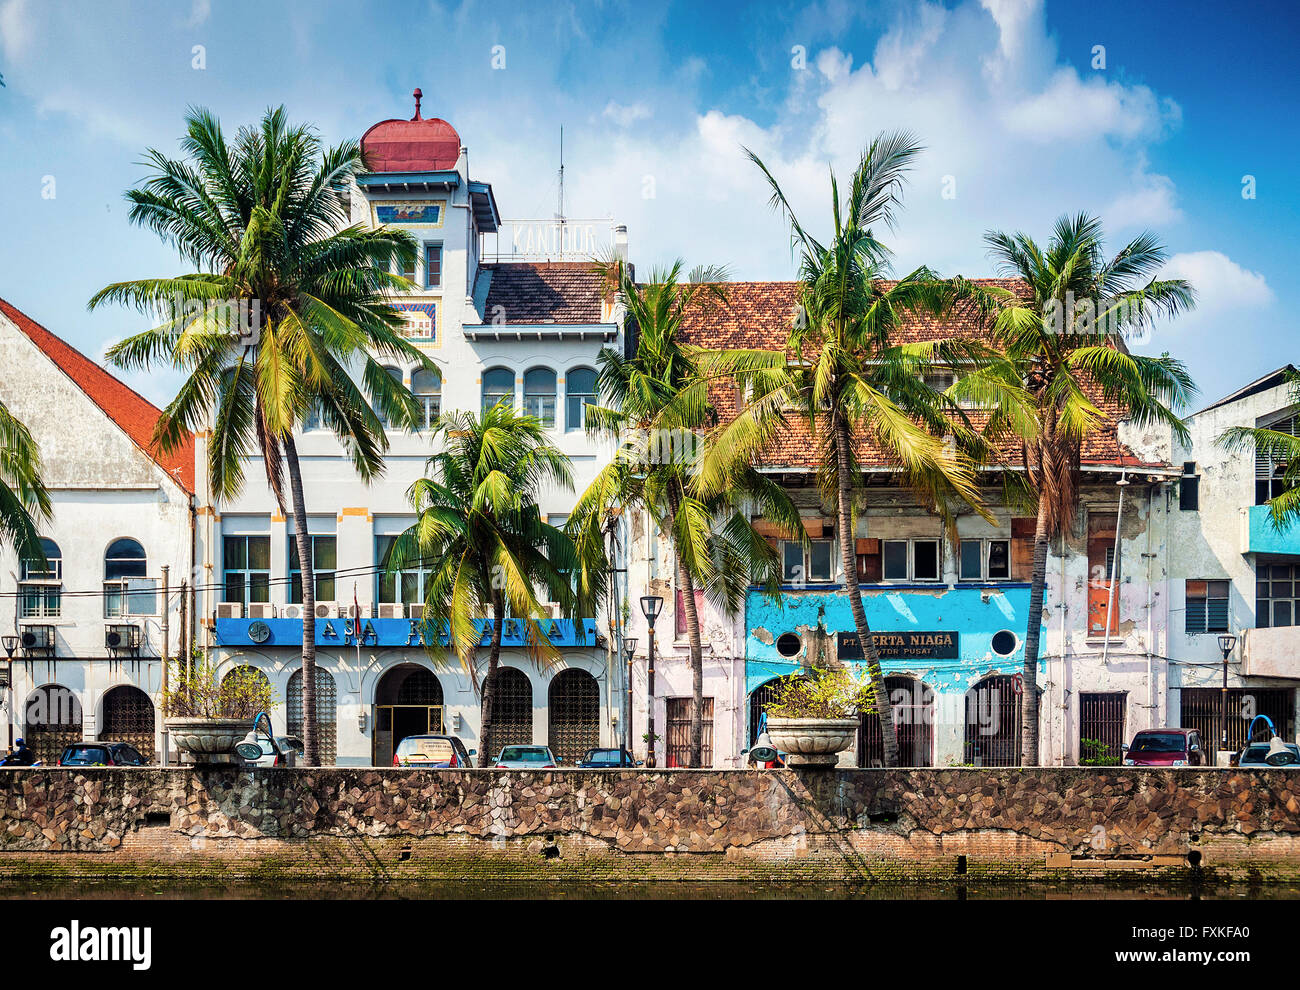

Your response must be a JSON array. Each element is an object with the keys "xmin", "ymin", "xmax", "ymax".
[
  {"xmin": 570, "ymin": 260, "xmax": 802, "ymax": 768},
  {"xmin": 701, "ymin": 131, "xmax": 993, "ymax": 767},
  {"xmin": 0, "ymin": 398, "xmax": 52, "ymax": 561},
  {"xmin": 977, "ymin": 213, "xmax": 1197, "ymax": 765},
  {"xmin": 386, "ymin": 403, "xmax": 588, "ymax": 765},
  {"xmin": 1220, "ymin": 370, "xmax": 1300, "ymax": 529},
  {"xmin": 90, "ymin": 107, "xmax": 434, "ymax": 765}
]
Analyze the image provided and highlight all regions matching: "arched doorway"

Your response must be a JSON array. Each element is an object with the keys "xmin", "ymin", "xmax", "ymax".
[
  {"xmin": 747, "ymin": 675, "xmax": 806, "ymax": 746},
  {"xmin": 372, "ymin": 664, "xmax": 444, "ymax": 766},
  {"xmin": 287, "ymin": 667, "xmax": 337, "ymax": 765},
  {"xmin": 548, "ymin": 668, "xmax": 599, "ymax": 765},
  {"xmin": 219, "ymin": 665, "xmax": 271, "ymax": 711},
  {"xmin": 963, "ymin": 675, "xmax": 1022, "ymax": 766},
  {"xmin": 24, "ymin": 684, "xmax": 81, "ymax": 764},
  {"xmin": 101, "ymin": 685, "xmax": 155, "ymax": 761},
  {"xmin": 859, "ymin": 676, "xmax": 935, "ymax": 767},
  {"xmin": 486, "ymin": 666, "xmax": 532, "ymax": 756}
]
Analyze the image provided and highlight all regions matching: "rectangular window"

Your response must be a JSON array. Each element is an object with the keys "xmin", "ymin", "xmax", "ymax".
[
  {"xmin": 223, "ymin": 535, "xmax": 270, "ymax": 607},
  {"xmin": 18, "ymin": 584, "xmax": 60, "ymax": 619},
  {"xmin": 1258, "ymin": 562, "xmax": 1300, "ymax": 629},
  {"xmin": 376, "ymin": 535, "xmax": 431, "ymax": 605},
  {"xmin": 423, "ymin": 243, "xmax": 442, "ymax": 289},
  {"xmin": 665, "ymin": 697, "xmax": 714, "ymax": 768},
  {"xmin": 913, "ymin": 540, "xmax": 940, "ymax": 581},
  {"xmin": 1186, "ymin": 579, "xmax": 1230, "ymax": 634},
  {"xmin": 674, "ymin": 587, "xmax": 706, "ymax": 638},
  {"xmin": 882, "ymin": 540, "xmax": 909, "ymax": 580},
  {"xmin": 289, "ymin": 535, "xmax": 337, "ymax": 604},
  {"xmin": 1256, "ymin": 414, "xmax": 1298, "ymax": 505},
  {"xmin": 959, "ymin": 539, "xmax": 1012, "ymax": 581},
  {"xmin": 987, "ymin": 540, "xmax": 1010, "ymax": 579},
  {"xmin": 396, "ymin": 254, "xmax": 416, "ymax": 283},
  {"xmin": 780, "ymin": 539, "xmax": 835, "ymax": 584},
  {"xmin": 959, "ymin": 540, "xmax": 983, "ymax": 581}
]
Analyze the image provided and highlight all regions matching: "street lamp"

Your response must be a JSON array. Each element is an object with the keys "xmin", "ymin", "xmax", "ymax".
[
  {"xmin": 1218, "ymin": 633, "xmax": 1237, "ymax": 759},
  {"xmin": 622, "ymin": 637, "xmax": 637, "ymax": 755},
  {"xmin": 640, "ymin": 596, "xmax": 663, "ymax": 768},
  {"xmin": 1, "ymin": 635, "xmax": 17, "ymax": 752}
]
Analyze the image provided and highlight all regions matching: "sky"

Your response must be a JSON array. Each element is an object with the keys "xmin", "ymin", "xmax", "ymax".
[{"xmin": 0, "ymin": 0, "xmax": 1296, "ymax": 409}]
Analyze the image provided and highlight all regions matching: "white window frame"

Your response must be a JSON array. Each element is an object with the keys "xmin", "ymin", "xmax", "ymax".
[
  {"xmin": 882, "ymin": 538, "xmax": 943, "ymax": 583},
  {"xmin": 780, "ymin": 538, "xmax": 836, "ymax": 585},
  {"xmin": 958, "ymin": 538, "xmax": 1012, "ymax": 582}
]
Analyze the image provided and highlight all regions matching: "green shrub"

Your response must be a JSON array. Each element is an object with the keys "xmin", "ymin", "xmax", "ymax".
[
  {"xmin": 764, "ymin": 664, "xmax": 875, "ymax": 719},
  {"xmin": 161, "ymin": 649, "xmax": 276, "ymax": 719}
]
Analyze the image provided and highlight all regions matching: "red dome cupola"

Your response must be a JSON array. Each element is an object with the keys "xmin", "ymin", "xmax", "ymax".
[{"xmin": 361, "ymin": 89, "xmax": 461, "ymax": 173}]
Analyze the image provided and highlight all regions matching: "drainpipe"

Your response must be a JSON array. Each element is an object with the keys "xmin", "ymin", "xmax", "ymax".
[
  {"xmin": 1101, "ymin": 472, "xmax": 1129, "ymax": 667},
  {"xmin": 1144, "ymin": 483, "xmax": 1157, "ymax": 729},
  {"xmin": 1055, "ymin": 543, "xmax": 1067, "ymax": 766}
]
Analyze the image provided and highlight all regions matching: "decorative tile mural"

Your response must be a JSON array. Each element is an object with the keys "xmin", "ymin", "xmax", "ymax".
[
  {"xmin": 394, "ymin": 301, "xmax": 438, "ymax": 343},
  {"xmin": 373, "ymin": 201, "xmax": 444, "ymax": 226}
]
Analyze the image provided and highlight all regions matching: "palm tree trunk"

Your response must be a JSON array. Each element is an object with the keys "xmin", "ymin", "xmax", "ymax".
[
  {"xmin": 1020, "ymin": 495, "xmax": 1049, "ymax": 767},
  {"xmin": 283, "ymin": 435, "xmax": 317, "ymax": 766},
  {"xmin": 676, "ymin": 553, "xmax": 705, "ymax": 767},
  {"xmin": 479, "ymin": 593, "xmax": 505, "ymax": 767},
  {"xmin": 834, "ymin": 416, "xmax": 899, "ymax": 767}
]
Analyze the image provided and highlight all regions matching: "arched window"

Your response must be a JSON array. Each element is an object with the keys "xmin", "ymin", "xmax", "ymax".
[
  {"xmin": 288, "ymin": 667, "xmax": 337, "ymax": 765},
  {"xmin": 522, "ymin": 367, "xmax": 557, "ymax": 428},
  {"xmin": 566, "ymin": 367, "xmax": 598, "ymax": 431},
  {"xmin": 101, "ymin": 685, "xmax": 156, "ymax": 761},
  {"xmin": 481, "ymin": 367, "xmax": 514, "ymax": 415},
  {"xmin": 374, "ymin": 366, "xmax": 404, "ymax": 428},
  {"xmin": 548, "ymin": 669, "xmax": 599, "ymax": 765},
  {"xmin": 412, "ymin": 368, "xmax": 442, "ymax": 430},
  {"xmin": 105, "ymin": 538, "xmax": 151, "ymax": 618}
]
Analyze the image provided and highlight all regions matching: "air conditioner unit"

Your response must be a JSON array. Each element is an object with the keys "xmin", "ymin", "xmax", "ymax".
[
  {"xmin": 247, "ymin": 603, "xmax": 275, "ymax": 619},
  {"xmin": 216, "ymin": 602, "xmax": 243, "ymax": 620},
  {"xmin": 407, "ymin": 603, "xmax": 425, "ymax": 621},
  {"xmin": 105, "ymin": 623, "xmax": 142, "ymax": 655},
  {"xmin": 281, "ymin": 604, "xmax": 303, "ymax": 620},
  {"xmin": 19, "ymin": 624, "xmax": 55, "ymax": 655},
  {"xmin": 376, "ymin": 603, "xmax": 404, "ymax": 619},
  {"xmin": 342, "ymin": 603, "xmax": 365, "ymax": 620},
  {"xmin": 314, "ymin": 602, "xmax": 339, "ymax": 619}
]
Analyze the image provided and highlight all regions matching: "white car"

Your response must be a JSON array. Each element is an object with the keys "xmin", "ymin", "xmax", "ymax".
[
  {"xmin": 490, "ymin": 745, "xmax": 558, "ymax": 769},
  {"xmin": 243, "ymin": 734, "xmax": 304, "ymax": 768}
]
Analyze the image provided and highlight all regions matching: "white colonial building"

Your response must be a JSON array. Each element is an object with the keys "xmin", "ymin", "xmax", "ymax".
[{"xmin": 0, "ymin": 298, "xmax": 193, "ymax": 763}]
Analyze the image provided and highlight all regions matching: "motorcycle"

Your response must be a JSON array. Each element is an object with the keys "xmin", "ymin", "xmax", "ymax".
[{"xmin": 0, "ymin": 752, "xmax": 39, "ymax": 767}]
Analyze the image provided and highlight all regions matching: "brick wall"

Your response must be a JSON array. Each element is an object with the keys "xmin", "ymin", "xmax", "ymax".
[{"xmin": 2, "ymin": 768, "xmax": 1298, "ymax": 881}]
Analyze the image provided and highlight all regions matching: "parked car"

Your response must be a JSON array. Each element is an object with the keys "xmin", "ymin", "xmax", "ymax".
[
  {"xmin": 575, "ymin": 747, "xmax": 641, "ymax": 768},
  {"xmin": 58, "ymin": 742, "xmax": 148, "ymax": 767},
  {"xmin": 242, "ymin": 734, "xmax": 305, "ymax": 768},
  {"xmin": 393, "ymin": 734, "xmax": 475, "ymax": 768},
  {"xmin": 1122, "ymin": 728, "xmax": 1207, "ymax": 767},
  {"xmin": 1233, "ymin": 741, "xmax": 1300, "ymax": 768},
  {"xmin": 491, "ymin": 745, "xmax": 557, "ymax": 769}
]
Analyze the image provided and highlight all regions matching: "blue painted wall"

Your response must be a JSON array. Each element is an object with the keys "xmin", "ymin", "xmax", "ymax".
[
  {"xmin": 745, "ymin": 584, "xmax": 1039, "ymax": 695},
  {"xmin": 1246, "ymin": 504, "xmax": 1300, "ymax": 556}
]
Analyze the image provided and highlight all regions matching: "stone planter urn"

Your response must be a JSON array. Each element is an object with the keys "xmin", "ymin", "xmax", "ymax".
[
  {"xmin": 164, "ymin": 717, "xmax": 254, "ymax": 764},
  {"xmin": 765, "ymin": 717, "xmax": 858, "ymax": 767}
]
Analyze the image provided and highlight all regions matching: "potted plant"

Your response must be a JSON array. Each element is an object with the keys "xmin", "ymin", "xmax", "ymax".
[
  {"xmin": 763, "ymin": 663, "xmax": 873, "ymax": 767},
  {"xmin": 162, "ymin": 649, "xmax": 276, "ymax": 764}
]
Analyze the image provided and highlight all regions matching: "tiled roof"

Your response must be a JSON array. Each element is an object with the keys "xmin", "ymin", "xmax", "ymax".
[
  {"xmin": 676, "ymin": 279, "xmax": 1157, "ymax": 472},
  {"xmin": 479, "ymin": 263, "xmax": 607, "ymax": 325},
  {"xmin": 0, "ymin": 298, "xmax": 195, "ymax": 494}
]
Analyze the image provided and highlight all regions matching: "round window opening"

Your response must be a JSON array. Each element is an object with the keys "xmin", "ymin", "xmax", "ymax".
[
  {"xmin": 991, "ymin": 630, "xmax": 1018, "ymax": 657},
  {"xmin": 776, "ymin": 633, "xmax": 802, "ymax": 658}
]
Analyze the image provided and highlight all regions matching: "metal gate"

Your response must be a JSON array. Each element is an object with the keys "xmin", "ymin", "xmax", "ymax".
[
  {"xmin": 25, "ymin": 684, "xmax": 82, "ymax": 764},
  {"xmin": 665, "ymin": 697, "xmax": 714, "ymax": 767},
  {"xmin": 1079, "ymin": 692, "xmax": 1126, "ymax": 764},
  {"xmin": 548, "ymin": 669, "xmax": 599, "ymax": 765},
  {"xmin": 287, "ymin": 667, "xmax": 337, "ymax": 765},
  {"xmin": 1181, "ymin": 687, "xmax": 1295, "ymax": 753},
  {"xmin": 859, "ymin": 676, "xmax": 934, "ymax": 767},
  {"xmin": 748, "ymin": 675, "xmax": 806, "ymax": 744},
  {"xmin": 487, "ymin": 667, "xmax": 532, "ymax": 752},
  {"xmin": 963, "ymin": 675, "xmax": 1021, "ymax": 766},
  {"xmin": 100, "ymin": 685, "xmax": 155, "ymax": 761}
]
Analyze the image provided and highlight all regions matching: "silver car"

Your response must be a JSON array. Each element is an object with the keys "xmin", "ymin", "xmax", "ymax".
[{"xmin": 490, "ymin": 745, "xmax": 558, "ymax": 769}]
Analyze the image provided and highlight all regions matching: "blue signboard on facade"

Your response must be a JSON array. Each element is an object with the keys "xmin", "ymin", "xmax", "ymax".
[{"xmin": 214, "ymin": 616, "xmax": 599, "ymax": 649}]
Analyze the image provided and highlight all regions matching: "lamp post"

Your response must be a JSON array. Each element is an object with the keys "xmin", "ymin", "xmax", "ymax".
[
  {"xmin": 1218, "ymin": 633, "xmax": 1237, "ymax": 760},
  {"xmin": 1, "ymin": 635, "xmax": 17, "ymax": 752},
  {"xmin": 622, "ymin": 637, "xmax": 637, "ymax": 755},
  {"xmin": 640, "ymin": 596, "xmax": 662, "ymax": 768}
]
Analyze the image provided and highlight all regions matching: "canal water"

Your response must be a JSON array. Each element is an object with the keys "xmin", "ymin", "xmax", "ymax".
[{"xmin": 2, "ymin": 878, "xmax": 1297, "ymax": 899}]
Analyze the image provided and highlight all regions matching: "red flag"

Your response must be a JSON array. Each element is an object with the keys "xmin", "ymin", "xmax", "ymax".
[{"xmin": 353, "ymin": 583, "xmax": 361, "ymax": 637}]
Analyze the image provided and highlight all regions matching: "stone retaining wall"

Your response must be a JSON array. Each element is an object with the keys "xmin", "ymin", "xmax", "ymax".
[{"xmin": 2, "ymin": 767, "xmax": 1298, "ymax": 881}]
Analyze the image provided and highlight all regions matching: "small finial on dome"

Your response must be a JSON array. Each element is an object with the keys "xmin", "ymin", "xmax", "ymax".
[{"xmin": 412, "ymin": 88, "xmax": 423, "ymax": 121}]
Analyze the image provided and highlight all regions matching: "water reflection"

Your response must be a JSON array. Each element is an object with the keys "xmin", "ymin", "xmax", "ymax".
[{"xmin": 2, "ymin": 878, "xmax": 1297, "ymax": 900}]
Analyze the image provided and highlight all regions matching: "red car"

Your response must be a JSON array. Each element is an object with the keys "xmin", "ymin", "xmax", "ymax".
[{"xmin": 1122, "ymin": 728, "xmax": 1207, "ymax": 767}]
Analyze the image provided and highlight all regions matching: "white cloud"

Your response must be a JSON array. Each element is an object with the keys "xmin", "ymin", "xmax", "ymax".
[
  {"xmin": 1105, "ymin": 164, "xmax": 1181, "ymax": 228},
  {"xmin": 187, "ymin": 0, "xmax": 211, "ymax": 28},
  {"xmin": 602, "ymin": 101, "xmax": 651, "ymax": 127},
  {"xmin": 1160, "ymin": 251, "xmax": 1273, "ymax": 311},
  {"xmin": 0, "ymin": 0, "xmax": 33, "ymax": 62},
  {"xmin": 1003, "ymin": 69, "xmax": 1178, "ymax": 142}
]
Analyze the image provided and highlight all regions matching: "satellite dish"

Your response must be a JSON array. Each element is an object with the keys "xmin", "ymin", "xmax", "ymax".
[{"xmin": 248, "ymin": 621, "xmax": 271, "ymax": 644}]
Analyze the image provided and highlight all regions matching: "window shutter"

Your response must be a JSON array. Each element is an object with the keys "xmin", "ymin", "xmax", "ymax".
[{"xmin": 1010, "ymin": 518, "xmax": 1035, "ymax": 581}]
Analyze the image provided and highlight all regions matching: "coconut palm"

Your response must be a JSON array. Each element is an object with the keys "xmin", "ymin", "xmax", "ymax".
[
  {"xmin": 0, "ymin": 398, "xmax": 52, "ymax": 562},
  {"xmin": 569, "ymin": 259, "xmax": 802, "ymax": 768},
  {"xmin": 976, "ymin": 213, "xmax": 1197, "ymax": 765},
  {"xmin": 698, "ymin": 131, "xmax": 996, "ymax": 767},
  {"xmin": 89, "ymin": 107, "xmax": 434, "ymax": 765},
  {"xmin": 1220, "ymin": 370, "xmax": 1300, "ymax": 529},
  {"xmin": 386, "ymin": 403, "xmax": 589, "ymax": 764}
]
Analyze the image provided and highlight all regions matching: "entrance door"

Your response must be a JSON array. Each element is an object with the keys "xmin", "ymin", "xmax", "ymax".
[{"xmin": 374, "ymin": 705, "xmax": 444, "ymax": 766}]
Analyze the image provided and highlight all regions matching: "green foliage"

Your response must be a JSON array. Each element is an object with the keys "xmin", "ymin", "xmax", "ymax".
[
  {"xmin": 161, "ymin": 649, "xmax": 276, "ymax": 719},
  {"xmin": 763, "ymin": 664, "xmax": 875, "ymax": 720},
  {"xmin": 0, "ymin": 397, "xmax": 52, "ymax": 563},
  {"xmin": 1079, "ymin": 738, "xmax": 1121, "ymax": 766}
]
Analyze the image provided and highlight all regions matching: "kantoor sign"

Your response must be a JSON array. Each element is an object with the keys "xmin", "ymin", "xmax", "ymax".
[{"xmin": 837, "ymin": 630, "xmax": 959, "ymax": 660}]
